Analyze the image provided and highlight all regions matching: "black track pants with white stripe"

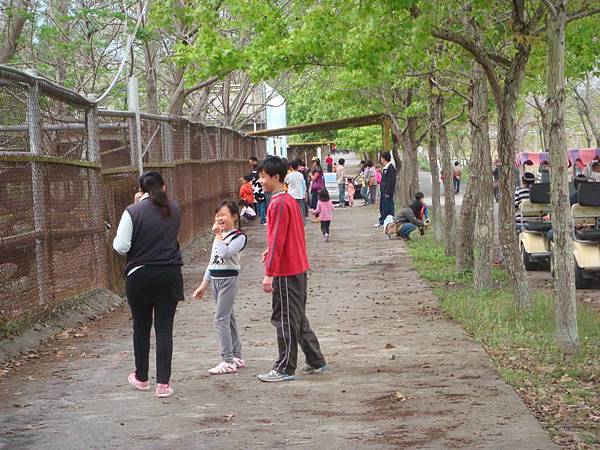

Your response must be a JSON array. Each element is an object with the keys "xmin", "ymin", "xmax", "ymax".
[{"xmin": 271, "ymin": 272, "xmax": 326, "ymax": 375}]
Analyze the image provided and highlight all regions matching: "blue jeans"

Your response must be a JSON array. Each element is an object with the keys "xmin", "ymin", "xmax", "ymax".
[
  {"xmin": 361, "ymin": 185, "xmax": 370, "ymax": 204},
  {"xmin": 398, "ymin": 223, "xmax": 417, "ymax": 239},
  {"xmin": 378, "ymin": 195, "xmax": 395, "ymax": 225},
  {"xmin": 338, "ymin": 183, "xmax": 345, "ymax": 206},
  {"xmin": 258, "ymin": 200, "xmax": 267, "ymax": 224}
]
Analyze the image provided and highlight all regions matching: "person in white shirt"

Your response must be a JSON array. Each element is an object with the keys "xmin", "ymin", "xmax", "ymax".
[{"xmin": 285, "ymin": 159, "xmax": 307, "ymax": 218}]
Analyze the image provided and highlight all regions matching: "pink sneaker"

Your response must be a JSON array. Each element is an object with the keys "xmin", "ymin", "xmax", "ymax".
[
  {"xmin": 155, "ymin": 383, "xmax": 173, "ymax": 398},
  {"xmin": 128, "ymin": 372, "xmax": 150, "ymax": 391},
  {"xmin": 233, "ymin": 357, "xmax": 246, "ymax": 369}
]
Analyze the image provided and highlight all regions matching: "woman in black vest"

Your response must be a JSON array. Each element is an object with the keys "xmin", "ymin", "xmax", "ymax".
[{"xmin": 113, "ymin": 171, "xmax": 183, "ymax": 398}]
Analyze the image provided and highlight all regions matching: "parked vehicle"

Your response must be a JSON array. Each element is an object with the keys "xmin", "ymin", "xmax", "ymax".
[
  {"xmin": 569, "ymin": 182, "xmax": 600, "ymax": 289},
  {"xmin": 519, "ymin": 183, "xmax": 552, "ymax": 270}
]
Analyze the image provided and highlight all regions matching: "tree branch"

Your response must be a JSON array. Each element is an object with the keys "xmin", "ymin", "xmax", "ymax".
[{"xmin": 431, "ymin": 28, "xmax": 502, "ymax": 105}]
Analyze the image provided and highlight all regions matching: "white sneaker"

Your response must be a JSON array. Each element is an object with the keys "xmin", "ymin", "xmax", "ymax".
[
  {"xmin": 373, "ymin": 223, "xmax": 382, "ymax": 228},
  {"xmin": 233, "ymin": 357, "xmax": 246, "ymax": 369},
  {"xmin": 208, "ymin": 361, "xmax": 238, "ymax": 375}
]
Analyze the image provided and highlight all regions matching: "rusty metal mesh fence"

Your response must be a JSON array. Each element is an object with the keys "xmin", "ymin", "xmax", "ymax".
[{"xmin": 0, "ymin": 68, "xmax": 266, "ymax": 328}]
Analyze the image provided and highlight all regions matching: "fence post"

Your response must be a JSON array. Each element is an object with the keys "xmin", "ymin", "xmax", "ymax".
[
  {"xmin": 26, "ymin": 70, "xmax": 50, "ymax": 306},
  {"xmin": 162, "ymin": 120, "xmax": 176, "ymax": 189},
  {"xmin": 184, "ymin": 122, "xmax": 191, "ymax": 160},
  {"xmin": 86, "ymin": 95, "xmax": 108, "ymax": 287}
]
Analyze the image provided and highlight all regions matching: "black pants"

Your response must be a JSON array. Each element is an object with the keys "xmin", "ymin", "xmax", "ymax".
[
  {"xmin": 320, "ymin": 220, "xmax": 330, "ymax": 235},
  {"xmin": 271, "ymin": 272, "xmax": 325, "ymax": 375},
  {"xmin": 378, "ymin": 195, "xmax": 395, "ymax": 225},
  {"xmin": 129, "ymin": 301, "xmax": 177, "ymax": 384}
]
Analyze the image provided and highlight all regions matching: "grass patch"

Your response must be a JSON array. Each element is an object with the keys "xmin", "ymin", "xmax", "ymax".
[{"xmin": 407, "ymin": 234, "xmax": 600, "ymax": 449}]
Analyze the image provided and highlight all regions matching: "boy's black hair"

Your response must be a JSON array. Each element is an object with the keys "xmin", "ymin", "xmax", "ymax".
[
  {"xmin": 366, "ymin": 160, "xmax": 373, "ymax": 167},
  {"xmin": 290, "ymin": 159, "xmax": 300, "ymax": 170},
  {"xmin": 318, "ymin": 188, "xmax": 330, "ymax": 202},
  {"xmin": 258, "ymin": 156, "xmax": 287, "ymax": 182},
  {"xmin": 338, "ymin": 158, "xmax": 345, "ymax": 165},
  {"xmin": 522, "ymin": 172, "xmax": 536, "ymax": 186},
  {"xmin": 381, "ymin": 151, "xmax": 392, "ymax": 162},
  {"xmin": 454, "ymin": 161, "xmax": 460, "ymax": 166},
  {"xmin": 249, "ymin": 156, "xmax": 258, "ymax": 162},
  {"xmin": 243, "ymin": 174, "xmax": 253, "ymax": 182},
  {"xmin": 415, "ymin": 192, "xmax": 425, "ymax": 200}
]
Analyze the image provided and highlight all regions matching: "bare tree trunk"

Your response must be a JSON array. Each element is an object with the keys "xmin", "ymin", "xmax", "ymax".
[
  {"xmin": 427, "ymin": 90, "xmax": 442, "ymax": 243},
  {"xmin": 497, "ymin": 66, "xmax": 531, "ymax": 310},
  {"xmin": 144, "ymin": 39, "xmax": 159, "ymax": 113},
  {"xmin": 435, "ymin": 93, "xmax": 456, "ymax": 256},
  {"xmin": 389, "ymin": 117, "xmax": 407, "ymax": 207},
  {"xmin": 54, "ymin": 0, "xmax": 69, "ymax": 84},
  {"xmin": 0, "ymin": 0, "xmax": 30, "ymax": 64},
  {"xmin": 571, "ymin": 76, "xmax": 600, "ymax": 146},
  {"xmin": 471, "ymin": 63, "xmax": 494, "ymax": 289},
  {"xmin": 455, "ymin": 154, "xmax": 476, "ymax": 271},
  {"xmin": 546, "ymin": 0, "xmax": 579, "ymax": 355},
  {"xmin": 401, "ymin": 115, "xmax": 420, "ymax": 200}
]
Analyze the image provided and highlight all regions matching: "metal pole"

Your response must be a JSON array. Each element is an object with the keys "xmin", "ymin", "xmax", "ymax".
[
  {"xmin": 26, "ymin": 69, "xmax": 50, "ymax": 306},
  {"xmin": 128, "ymin": 77, "xmax": 143, "ymax": 175},
  {"xmin": 86, "ymin": 94, "xmax": 108, "ymax": 287}
]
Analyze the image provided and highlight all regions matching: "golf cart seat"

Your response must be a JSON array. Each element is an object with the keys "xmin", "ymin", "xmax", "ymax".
[
  {"xmin": 575, "ymin": 229, "xmax": 600, "ymax": 242},
  {"xmin": 524, "ymin": 222, "xmax": 552, "ymax": 232},
  {"xmin": 529, "ymin": 183, "xmax": 551, "ymax": 204}
]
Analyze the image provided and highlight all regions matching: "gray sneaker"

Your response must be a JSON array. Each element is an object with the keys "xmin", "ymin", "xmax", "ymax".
[
  {"xmin": 257, "ymin": 370, "xmax": 295, "ymax": 382},
  {"xmin": 300, "ymin": 364, "xmax": 327, "ymax": 375}
]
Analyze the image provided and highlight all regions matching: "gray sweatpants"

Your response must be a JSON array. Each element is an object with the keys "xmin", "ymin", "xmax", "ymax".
[{"xmin": 211, "ymin": 277, "xmax": 242, "ymax": 363}]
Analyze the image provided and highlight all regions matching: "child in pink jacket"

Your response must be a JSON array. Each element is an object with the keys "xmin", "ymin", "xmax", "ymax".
[{"xmin": 314, "ymin": 189, "xmax": 334, "ymax": 242}]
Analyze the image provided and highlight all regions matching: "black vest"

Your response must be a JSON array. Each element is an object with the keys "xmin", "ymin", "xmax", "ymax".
[{"xmin": 124, "ymin": 198, "xmax": 183, "ymax": 275}]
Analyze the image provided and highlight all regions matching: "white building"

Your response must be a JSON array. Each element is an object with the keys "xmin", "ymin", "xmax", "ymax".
[{"xmin": 263, "ymin": 83, "xmax": 288, "ymax": 158}]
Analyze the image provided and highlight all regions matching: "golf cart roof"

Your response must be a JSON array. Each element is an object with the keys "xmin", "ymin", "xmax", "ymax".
[
  {"xmin": 567, "ymin": 148, "xmax": 600, "ymax": 169},
  {"xmin": 515, "ymin": 152, "xmax": 549, "ymax": 167}
]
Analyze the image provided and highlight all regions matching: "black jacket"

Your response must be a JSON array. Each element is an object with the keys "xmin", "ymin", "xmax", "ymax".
[{"xmin": 381, "ymin": 163, "xmax": 396, "ymax": 197}]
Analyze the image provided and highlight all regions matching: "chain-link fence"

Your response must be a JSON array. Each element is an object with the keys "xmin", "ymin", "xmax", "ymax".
[{"xmin": 0, "ymin": 67, "xmax": 266, "ymax": 329}]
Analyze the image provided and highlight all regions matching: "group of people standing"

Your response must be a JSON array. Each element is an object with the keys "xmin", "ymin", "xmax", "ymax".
[{"xmin": 113, "ymin": 156, "xmax": 328, "ymax": 398}]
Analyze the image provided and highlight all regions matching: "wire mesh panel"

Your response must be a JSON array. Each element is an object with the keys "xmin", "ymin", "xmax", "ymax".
[
  {"xmin": 171, "ymin": 120, "xmax": 187, "ymax": 161},
  {"xmin": 0, "ymin": 80, "xmax": 29, "ymax": 152},
  {"xmin": 0, "ymin": 161, "xmax": 36, "ymax": 322},
  {"xmin": 140, "ymin": 118, "xmax": 164, "ymax": 164},
  {"xmin": 46, "ymin": 164, "xmax": 104, "ymax": 300},
  {"xmin": 98, "ymin": 115, "xmax": 132, "ymax": 169},
  {"xmin": 38, "ymin": 94, "xmax": 88, "ymax": 160},
  {"xmin": 190, "ymin": 125, "xmax": 204, "ymax": 160}
]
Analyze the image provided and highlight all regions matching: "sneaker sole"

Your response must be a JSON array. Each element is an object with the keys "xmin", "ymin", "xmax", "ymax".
[
  {"xmin": 208, "ymin": 370, "xmax": 238, "ymax": 375},
  {"xmin": 156, "ymin": 391, "xmax": 173, "ymax": 398},
  {"xmin": 301, "ymin": 366, "xmax": 328, "ymax": 375},
  {"xmin": 257, "ymin": 375, "xmax": 296, "ymax": 382},
  {"xmin": 128, "ymin": 380, "xmax": 150, "ymax": 391}
]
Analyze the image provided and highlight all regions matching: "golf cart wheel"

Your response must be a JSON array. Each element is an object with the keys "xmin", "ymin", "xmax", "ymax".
[
  {"xmin": 521, "ymin": 245, "xmax": 536, "ymax": 271},
  {"xmin": 550, "ymin": 252, "xmax": 555, "ymax": 278},
  {"xmin": 574, "ymin": 257, "xmax": 592, "ymax": 289}
]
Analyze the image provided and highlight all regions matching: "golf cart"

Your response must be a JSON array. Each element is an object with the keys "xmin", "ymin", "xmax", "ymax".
[
  {"xmin": 571, "ymin": 182, "xmax": 600, "ymax": 289},
  {"xmin": 519, "ymin": 183, "xmax": 552, "ymax": 270}
]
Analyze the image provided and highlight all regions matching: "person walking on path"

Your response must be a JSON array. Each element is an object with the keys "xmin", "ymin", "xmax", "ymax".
[
  {"xmin": 113, "ymin": 171, "xmax": 183, "ymax": 398},
  {"xmin": 367, "ymin": 161, "xmax": 377, "ymax": 205},
  {"xmin": 453, "ymin": 161, "xmax": 462, "ymax": 194},
  {"xmin": 375, "ymin": 164, "xmax": 382, "ymax": 202},
  {"xmin": 193, "ymin": 200, "xmax": 247, "ymax": 375},
  {"xmin": 376, "ymin": 152, "xmax": 396, "ymax": 227},
  {"xmin": 309, "ymin": 158, "xmax": 325, "ymax": 210},
  {"xmin": 346, "ymin": 177, "xmax": 355, "ymax": 207},
  {"xmin": 314, "ymin": 189, "xmax": 334, "ymax": 242},
  {"xmin": 239, "ymin": 175, "xmax": 255, "ymax": 207},
  {"xmin": 336, "ymin": 158, "xmax": 346, "ymax": 207},
  {"xmin": 256, "ymin": 156, "xmax": 327, "ymax": 382},
  {"xmin": 248, "ymin": 156, "xmax": 267, "ymax": 224},
  {"xmin": 325, "ymin": 154, "xmax": 333, "ymax": 173},
  {"xmin": 285, "ymin": 159, "xmax": 307, "ymax": 218}
]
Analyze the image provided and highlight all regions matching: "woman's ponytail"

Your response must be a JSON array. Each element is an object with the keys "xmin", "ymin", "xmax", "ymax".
[{"xmin": 139, "ymin": 171, "xmax": 171, "ymax": 217}]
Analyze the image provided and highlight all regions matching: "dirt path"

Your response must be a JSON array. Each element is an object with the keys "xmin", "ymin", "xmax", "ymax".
[{"xmin": 0, "ymin": 205, "xmax": 556, "ymax": 449}]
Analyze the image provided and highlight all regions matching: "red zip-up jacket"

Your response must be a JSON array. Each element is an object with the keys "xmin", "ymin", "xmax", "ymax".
[{"xmin": 265, "ymin": 191, "xmax": 309, "ymax": 277}]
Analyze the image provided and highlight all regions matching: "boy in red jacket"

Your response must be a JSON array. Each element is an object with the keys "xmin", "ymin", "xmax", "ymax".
[{"xmin": 257, "ymin": 156, "xmax": 326, "ymax": 382}]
